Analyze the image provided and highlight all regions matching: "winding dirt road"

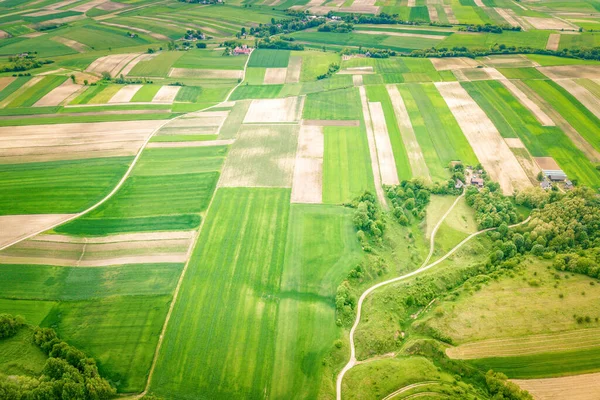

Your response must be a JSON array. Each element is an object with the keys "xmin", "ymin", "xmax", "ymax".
[{"xmin": 336, "ymin": 194, "xmax": 531, "ymax": 400}]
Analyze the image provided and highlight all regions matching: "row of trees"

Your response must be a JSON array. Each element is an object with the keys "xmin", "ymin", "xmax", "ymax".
[{"xmin": 1, "ymin": 54, "xmax": 53, "ymax": 73}]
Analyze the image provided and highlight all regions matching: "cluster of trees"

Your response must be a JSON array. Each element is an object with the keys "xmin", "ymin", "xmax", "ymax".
[
  {"xmin": 0, "ymin": 314, "xmax": 24, "ymax": 339},
  {"xmin": 316, "ymin": 62, "xmax": 339, "ymax": 79},
  {"xmin": 340, "ymin": 47, "xmax": 397, "ymax": 58},
  {"xmin": 184, "ymin": 29, "xmax": 204, "ymax": 40},
  {"xmin": 248, "ymin": 14, "xmax": 325, "ymax": 38},
  {"xmin": 256, "ymin": 37, "xmax": 304, "ymax": 50},
  {"xmin": 386, "ymin": 180, "xmax": 431, "ymax": 225},
  {"xmin": 351, "ymin": 191, "xmax": 386, "ymax": 248},
  {"xmin": 317, "ymin": 22, "xmax": 353, "ymax": 33},
  {"xmin": 554, "ymin": 249, "xmax": 600, "ymax": 279},
  {"xmin": 485, "ymin": 371, "xmax": 533, "ymax": 400},
  {"xmin": 0, "ymin": 325, "xmax": 116, "ymax": 399},
  {"xmin": 410, "ymin": 44, "xmax": 600, "ymax": 61},
  {"xmin": 466, "ymin": 185, "xmax": 520, "ymax": 230},
  {"xmin": 458, "ymin": 23, "xmax": 522, "ymax": 33},
  {"xmin": 1, "ymin": 54, "xmax": 53, "ymax": 73}
]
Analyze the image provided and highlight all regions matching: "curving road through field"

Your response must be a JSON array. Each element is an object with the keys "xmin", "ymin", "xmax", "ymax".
[{"xmin": 336, "ymin": 193, "xmax": 531, "ymax": 400}]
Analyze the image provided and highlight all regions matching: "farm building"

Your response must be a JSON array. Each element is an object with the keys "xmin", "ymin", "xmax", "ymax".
[
  {"xmin": 470, "ymin": 177, "xmax": 484, "ymax": 188},
  {"xmin": 233, "ymin": 45, "xmax": 251, "ymax": 55},
  {"xmin": 545, "ymin": 170, "xmax": 567, "ymax": 181},
  {"xmin": 540, "ymin": 180, "xmax": 552, "ymax": 190}
]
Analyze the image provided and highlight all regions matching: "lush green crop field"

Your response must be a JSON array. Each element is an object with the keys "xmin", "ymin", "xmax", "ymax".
[
  {"xmin": 173, "ymin": 85, "xmax": 202, "ymax": 102},
  {"xmin": 70, "ymin": 84, "xmax": 107, "ymax": 105},
  {"xmin": 438, "ymin": 30, "xmax": 550, "ymax": 50},
  {"xmin": 60, "ymin": 24, "xmax": 151, "ymax": 50},
  {"xmin": 131, "ymin": 84, "xmax": 162, "ymax": 102},
  {"xmin": 271, "ymin": 204, "xmax": 362, "ymax": 399},
  {"xmin": 247, "ymin": 49, "xmax": 290, "ymax": 68},
  {"xmin": 133, "ymin": 146, "xmax": 227, "ymax": 176},
  {"xmin": 496, "ymin": 67, "xmax": 546, "ymax": 80},
  {"xmin": 409, "ymin": 5, "xmax": 430, "ymax": 22},
  {"xmin": 291, "ymin": 31, "xmax": 441, "ymax": 53},
  {"xmin": 0, "ymin": 327, "xmax": 47, "ymax": 377},
  {"xmin": 151, "ymin": 187, "xmax": 290, "ymax": 399},
  {"xmin": 174, "ymin": 49, "xmax": 247, "ymax": 70},
  {"xmin": 469, "ymin": 347, "xmax": 600, "ymax": 378},
  {"xmin": 109, "ymin": 16, "xmax": 183, "ymax": 40},
  {"xmin": 0, "ymin": 76, "xmax": 30, "ymax": 102},
  {"xmin": 46, "ymin": 295, "xmax": 173, "ymax": 392},
  {"xmin": 0, "ymin": 299, "xmax": 56, "ymax": 326},
  {"xmin": 243, "ymin": 67, "xmax": 266, "ymax": 85},
  {"xmin": 0, "ymin": 35, "xmax": 76, "ymax": 57},
  {"xmin": 559, "ymin": 32, "xmax": 600, "ymax": 50},
  {"xmin": 397, "ymin": 83, "xmax": 478, "ymax": 182},
  {"xmin": 303, "ymin": 87, "xmax": 361, "ymax": 120},
  {"xmin": 293, "ymin": 50, "xmax": 340, "ymax": 82},
  {"xmin": 128, "ymin": 51, "xmax": 185, "ymax": 77},
  {"xmin": 353, "ymin": 26, "xmax": 452, "ymax": 37},
  {"xmin": 229, "ymin": 84, "xmax": 282, "ymax": 100},
  {"xmin": 463, "ymin": 80, "xmax": 600, "ymax": 187},
  {"xmin": 323, "ymin": 126, "xmax": 376, "ymax": 204},
  {"xmin": 0, "ymin": 157, "xmax": 132, "ymax": 215},
  {"xmin": 526, "ymin": 54, "xmax": 600, "ymax": 66},
  {"xmin": 89, "ymin": 84, "xmax": 122, "ymax": 104},
  {"xmin": 7, "ymin": 75, "xmax": 66, "ymax": 108},
  {"xmin": 526, "ymin": 79, "xmax": 600, "ymax": 155},
  {"xmin": 366, "ymin": 85, "xmax": 412, "ymax": 181},
  {"xmin": 341, "ymin": 57, "xmax": 450, "ymax": 83}
]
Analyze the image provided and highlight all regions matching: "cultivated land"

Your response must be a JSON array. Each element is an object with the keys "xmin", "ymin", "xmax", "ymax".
[{"xmin": 2, "ymin": 1, "xmax": 600, "ymax": 399}]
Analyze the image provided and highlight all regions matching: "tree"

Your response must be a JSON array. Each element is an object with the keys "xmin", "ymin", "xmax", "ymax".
[{"xmin": 0, "ymin": 314, "xmax": 24, "ymax": 339}]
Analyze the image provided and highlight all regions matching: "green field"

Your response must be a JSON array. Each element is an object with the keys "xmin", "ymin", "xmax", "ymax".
[
  {"xmin": 131, "ymin": 84, "xmax": 162, "ymax": 102},
  {"xmin": 247, "ymin": 49, "xmax": 290, "ymax": 68},
  {"xmin": 303, "ymin": 87, "xmax": 361, "ymax": 120},
  {"xmin": 7, "ymin": 75, "xmax": 66, "ymax": 108},
  {"xmin": 291, "ymin": 31, "xmax": 441, "ymax": 53},
  {"xmin": 174, "ymin": 49, "xmax": 247, "ymax": 70},
  {"xmin": 151, "ymin": 187, "xmax": 291, "ymax": 399},
  {"xmin": 0, "ymin": 157, "xmax": 132, "ymax": 215},
  {"xmin": 128, "ymin": 51, "xmax": 185, "ymax": 77},
  {"xmin": 0, "ymin": 327, "xmax": 47, "ymax": 377}
]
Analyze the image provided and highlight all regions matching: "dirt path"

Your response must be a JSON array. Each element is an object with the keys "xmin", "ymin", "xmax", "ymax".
[{"xmin": 336, "ymin": 194, "xmax": 531, "ymax": 399}]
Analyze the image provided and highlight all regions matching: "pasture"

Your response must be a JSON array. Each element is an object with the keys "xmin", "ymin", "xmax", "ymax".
[{"xmin": 247, "ymin": 49, "xmax": 290, "ymax": 68}]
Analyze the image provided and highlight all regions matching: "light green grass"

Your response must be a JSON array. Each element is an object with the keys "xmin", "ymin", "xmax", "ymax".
[
  {"xmin": 303, "ymin": 87, "xmax": 361, "ymax": 120},
  {"xmin": 526, "ymin": 54, "xmax": 600, "ymax": 66},
  {"xmin": 133, "ymin": 146, "xmax": 227, "ymax": 176},
  {"xmin": 151, "ymin": 187, "xmax": 290, "ymax": 399},
  {"xmin": 88, "ymin": 84, "xmax": 123, "ymax": 104},
  {"xmin": 291, "ymin": 31, "xmax": 440, "ymax": 53},
  {"xmin": 131, "ymin": 84, "xmax": 162, "ymax": 102},
  {"xmin": 174, "ymin": 49, "xmax": 247, "ymax": 70},
  {"xmin": 247, "ymin": 49, "xmax": 290, "ymax": 68},
  {"xmin": 293, "ymin": 50, "xmax": 340, "ymax": 82},
  {"xmin": 229, "ymin": 84, "xmax": 282, "ymax": 100},
  {"xmin": 128, "ymin": 51, "xmax": 185, "ymax": 77},
  {"xmin": 7, "ymin": 75, "xmax": 66, "ymax": 108},
  {"xmin": 174, "ymin": 86, "xmax": 203, "ymax": 102},
  {"xmin": 243, "ymin": 67, "xmax": 266, "ymax": 85},
  {"xmin": 0, "ymin": 327, "xmax": 48, "ymax": 378},
  {"xmin": 496, "ymin": 67, "xmax": 546, "ymax": 80},
  {"xmin": 323, "ymin": 125, "xmax": 376, "ymax": 204},
  {"xmin": 0, "ymin": 157, "xmax": 132, "ymax": 215},
  {"xmin": 60, "ymin": 24, "xmax": 151, "ymax": 50},
  {"xmin": 0, "ymin": 299, "xmax": 55, "ymax": 326},
  {"xmin": 0, "ymin": 76, "xmax": 30, "ymax": 102}
]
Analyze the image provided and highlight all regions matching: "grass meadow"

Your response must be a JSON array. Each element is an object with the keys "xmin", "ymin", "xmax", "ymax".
[
  {"xmin": 247, "ymin": 49, "xmax": 290, "ymax": 68},
  {"xmin": 0, "ymin": 157, "xmax": 132, "ymax": 215},
  {"xmin": 303, "ymin": 87, "xmax": 361, "ymax": 120},
  {"xmin": 173, "ymin": 49, "xmax": 247, "ymax": 70},
  {"xmin": 0, "ymin": 327, "xmax": 47, "ymax": 377},
  {"xmin": 128, "ymin": 51, "xmax": 185, "ymax": 77},
  {"xmin": 463, "ymin": 80, "xmax": 600, "ymax": 187}
]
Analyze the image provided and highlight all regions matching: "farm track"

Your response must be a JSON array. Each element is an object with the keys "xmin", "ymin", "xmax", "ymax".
[{"xmin": 336, "ymin": 192, "xmax": 532, "ymax": 400}]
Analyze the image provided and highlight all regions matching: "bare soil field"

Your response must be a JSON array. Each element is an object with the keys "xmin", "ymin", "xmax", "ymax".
[
  {"xmin": 291, "ymin": 125, "xmax": 323, "ymax": 203},
  {"xmin": 35, "ymin": 231, "xmax": 194, "ymax": 244},
  {"xmin": 534, "ymin": 156, "xmax": 561, "ymax": 171},
  {"xmin": 51, "ymin": 36, "xmax": 90, "ymax": 53},
  {"xmin": 435, "ymin": 82, "xmax": 531, "ymax": 194},
  {"xmin": 481, "ymin": 55, "xmax": 537, "ymax": 68},
  {"xmin": 264, "ymin": 68, "xmax": 287, "ymax": 85},
  {"xmin": 495, "ymin": 7, "xmax": 521, "ymax": 28},
  {"xmin": 0, "ymin": 77, "xmax": 15, "ymax": 92},
  {"xmin": 219, "ymin": 124, "xmax": 299, "ymax": 187},
  {"xmin": 546, "ymin": 33, "xmax": 561, "ymax": 51},
  {"xmin": 109, "ymin": 84, "xmax": 143, "ymax": 103},
  {"xmin": 86, "ymin": 53, "xmax": 141, "ymax": 77},
  {"xmin": 444, "ymin": 5, "xmax": 458, "ymax": 24},
  {"xmin": 447, "ymin": 328, "xmax": 600, "ymax": 359},
  {"xmin": 303, "ymin": 120, "xmax": 360, "ymax": 126},
  {"xmin": 504, "ymin": 138, "xmax": 526, "ymax": 148},
  {"xmin": 499, "ymin": 79, "xmax": 555, "ymax": 126},
  {"xmin": 46, "ymin": 0, "xmax": 80, "ymax": 9},
  {"xmin": 358, "ymin": 86, "xmax": 386, "ymax": 207},
  {"xmin": 0, "ymin": 120, "xmax": 164, "ymax": 163},
  {"xmin": 473, "ymin": 0, "xmax": 485, "ymax": 6},
  {"xmin": 22, "ymin": 32, "xmax": 46, "ymax": 38},
  {"xmin": 169, "ymin": 68, "xmax": 243, "ymax": 79},
  {"xmin": 553, "ymin": 79, "xmax": 600, "ymax": 119},
  {"xmin": 122, "ymin": 53, "xmax": 157, "ymax": 76},
  {"xmin": 286, "ymin": 56, "xmax": 302, "ymax": 84},
  {"xmin": 152, "ymin": 86, "xmax": 181, "ymax": 103},
  {"xmin": 512, "ymin": 372, "xmax": 600, "ymax": 400},
  {"xmin": 96, "ymin": 1, "xmax": 128, "ymax": 11},
  {"xmin": 34, "ymin": 80, "xmax": 82, "ymax": 107},
  {"xmin": 243, "ymin": 97, "xmax": 303, "ymax": 123},
  {"xmin": 386, "ymin": 84, "xmax": 430, "ymax": 182},
  {"xmin": 0, "ymin": 29, "xmax": 9, "ymax": 39},
  {"xmin": 427, "ymin": 5, "xmax": 439, "ymax": 22},
  {"xmin": 369, "ymin": 101, "xmax": 400, "ymax": 185},
  {"xmin": 0, "ymin": 214, "xmax": 75, "ymax": 250},
  {"xmin": 430, "ymin": 57, "xmax": 480, "ymax": 71},
  {"xmin": 158, "ymin": 111, "xmax": 229, "ymax": 136},
  {"xmin": 71, "ymin": 0, "xmax": 107, "ymax": 12},
  {"xmin": 339, "ymin": 66, "xmax": 374, "ymax": 75},
  {"xmin": 407, "ymin": 0, "xmax": 415, "ymax": 6},
  {"xmin": 525, "ymin": 16, "xmax": 577, "ymax": 31},
  {"xmin": 538, "ymin": 65, "xmax": 600, "ymax": 80},
  {"xmin": 147, "ymin": 139, "xmax": 235, "ymax": 148},
  {"xmin": 353, "ymin": 75, "xmax": 363, "ymax": 86},
  {"xmin": 513, "ymin": 148, "xmax": 542, "ymax": 185}
]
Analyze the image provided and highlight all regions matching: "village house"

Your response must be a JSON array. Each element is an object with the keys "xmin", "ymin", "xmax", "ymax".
[
  {"xmin": 233, "ymin": 45, "xmax": 251, "ymax": 55},
  {"xmin": 470, "ymin": 177, "xmax": 484, "ymax": 188}
]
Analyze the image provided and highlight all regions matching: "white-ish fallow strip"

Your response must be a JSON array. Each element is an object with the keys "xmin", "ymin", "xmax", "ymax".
[
  {"xmin": 512, "ymin": 372, "xmax": 600, "ymax": 400},
  {"xmin": 34, "ymin": 79, "xmax": 82, "ymax": 107},
  {"xmin": 291, "ymin": 124, "xmax": 324, "ymax": 204},
  {"xmin": 108, "ymin": 84, "xmax": 143, "ymax": 103},
  {"xmin": 368, "ymin": 101, "xmax": 400, "ymax": 185},
  {"xmin": 553, "ymin": 78, "xmax": 600, "ymax": 119}
]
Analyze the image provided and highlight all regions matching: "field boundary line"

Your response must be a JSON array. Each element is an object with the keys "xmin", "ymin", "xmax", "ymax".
[
  {"xmin": 0, "ymin": 51, "xmax": 253, "ymax": 253},
  {"xmin": 139, "ymin": 50, "xmax": 253, "ymax": 397},
  {"xmin": 336, "ymin": 192, "xmax": 531, "ymax": 399}
]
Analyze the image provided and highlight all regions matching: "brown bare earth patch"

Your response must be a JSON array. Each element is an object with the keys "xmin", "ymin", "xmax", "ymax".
[
  {"xmin": 22, "ymin": 32, "xmax": 46, "ymax": 38},
  {"xmin": 338, "ymin": 66, "xmax": 374, "ymax": 75},
  {"xmin": 353, "ymin": 74, "xmax": 363, "ymax": 86},
  {"xmin": 34, "ymin": 80, "xmax": 82, "ymax": 107},
  {"xmin": 499, "ymin": 79, "xmax": 555, "ymax": 126},
  {"xmin": 0, "ymin": 77, "xmax": 15, "ymax": 92},
  {"xmin": 538, "ymin": 65, "xmax": 600, "ymax": 80},
  {"xmin": 512, "ymin": 372, "xmax": 600, "ymax": 400},
  {"xmin": 36, "ymin": 231, "xmax": 194, "ymax": 243},
  {"xmin": 427, "ymin": 5, "xmax": 438, "ymax": 22},
  {"xmin": 96, "ymin": 1, "xmax": 128, "ymax": 11},
  {"xmin": 286, "ymin": 56, "xmax": 302, "ymax": 83},
  {"xmin": 0, "ymin": 120, "xmax": 164, "ymax": 163},
  {"xmin": 0, "ymin": 29, "xmax": 9, "ymax": 39},
  {"xmin": 51, "ymin": 36, "xmax": 90, "ymax": 53},
  {"xmin": 0, "ymin": 215, "xmax": 75, "ymax": 250},
  {"xmin": 386, "ymin": 84, "xmax": 430, "ymax": 182},
  {"xmin": 109, "ymin": 84, "xmax": 143, "ymax": 103},
  {"xmin": 534, "ymin": 156, "xmax": 560, "ymax": 171},
  {"xmin": 86, "ymin": 53, "xmax": 141, "ymax": 77},
  {"xmin": 512, "ymin": 147, "xmax": 542, "ymax": 185},
  {"xmin": 291, "ymin": 125, "xmax": 323, "ymax": 203},
  {"xmin": 152, "ymin": 86, "xmax": 181, "ymax": 103},
  {"xmin": 546, "ymin": 33, "xmax": 561, "ymax": 50},
  {"xmin": 495, "ymin": 7, "xmax": 522, "ymax": 29},
  {"xmin": 71, "ymin": 0, "xmax": 107, "ymax": 12},
  {"xmin": 147, "ymin": 139, "xmax": 235, "ymax": 148},
  {"xmin": 435, "ymin": 82, "xmax": 531, "ymax": 194},
  {"xmin": 169, "ymin": 68, "xmax": 243, "ymax": 79},
  {"xmin": 369, "ymin": 101, "xmax": 399, "ymax": 185},
  {"xmin": 430, "ymin": 57, "xmax": 480, "ymax": 71},
  {"xmin": 303, "ymin": 119, "xmax": 360, "ymax": 126},
  {"xmin": 525, "ymin": 16, "xmax": 577, "ymax": 31},
  {"xmin": 264, "ymin": 68, "xmax": 287, "ymax": 84},
  {"xmin": 25, "ymin": 9, "xmax": 62, "ymax": 17},
  {"xmin": 444, "ymin": 5, "xmax": 458, "ymax": 24},
  {"xmin": 504, "ymin": 138, "xmax": 526, "ymax": 148},
  {"xmin": 481, "ymin": 54, "xmax": 537, "ymax": 68},
  {"xmin": 553, "ymin": 79, "xmax": 600, "ymax": 119},
  {"xmin": 243, "ymin": 97, "xmax": 303, "ymax": 123}
]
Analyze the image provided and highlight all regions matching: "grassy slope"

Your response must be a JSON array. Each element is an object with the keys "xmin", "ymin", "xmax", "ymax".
[{"xmin": 0, "ymin": 327, "xmax": 48, "ymax": 378}]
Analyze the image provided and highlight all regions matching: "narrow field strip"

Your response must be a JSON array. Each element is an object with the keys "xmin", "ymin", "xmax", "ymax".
[
  {"xmin": 368, "ymin": 101, "xmax": 400, "ymax": 185},
  {"xmin": 546, "ymin": 33, "xmax": 561, "ymax": 51},
  {"xmin": 386, "ymin": 84, "xmax": 430, "ymax": 182},
  {"xmin": 86, "ymin": 53, "xmax": 141, "ymax": 77},
  {"xmin": 448, "ymin": 328, "xmax": 600, "ymax": 359},
  {"xmin": 264, "ymin": 68, "xmax": 287, "ymax": 85},
  {"xmin": 243, "ymin": 97, "xmax": 302, "ymax": 123},
  {"xmin": 0, "ymin": 214, "xmax": 76, "ymax": 249},
  {"xmin": 291, "ymin": 125, "xmax": 323, "ymax": 204},
  {"xmin": 512, "ymin": 372, "xmax": 600, "ymax": 400},
  {"xmin": 51, "ymin": 36, "xmax": 90, "ymax": 53},
  {"xmin": 169, "ymin": 68, "xmax": 243, "ymax": 79},
  {"xmin": 358, "ymin": 86, "xmax": 386, "ymax": 207},
  {"xmin": 285, "ymin": 56, "xmax": 302, "ymax": 84},
  {"xmin": 109, "ymin": 85, "xmax": 143, "ymax": 103},
  {"xmin": 538, "ymin": 65, "xmax": 600, "ymax": 80},
  {"xmin": 499, "ymin": 79, "xmax": 555, "ymax": 126},
  {"xmin": 0, "ymin": 77, "xmax": 43, "ymax": 109},
  {"xmin": 147, "ymin": 139, "xmax": 235, "ymax": 148},
  {"xmin": 553, "ymin": 79, "xmax": 600, "ymax": 120},
  {"xmin": 435, "ymin": 82, "xmax": 530, "ymax": 195},
  {"xmin": 34, "ymin": 80, "xmax": 82, "ymax": 107}
]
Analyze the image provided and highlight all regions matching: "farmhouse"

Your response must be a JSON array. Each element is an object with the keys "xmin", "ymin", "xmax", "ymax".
[
  {"xmin": 455, "ymin": 179, "xmax": 464, "ymax": 189},
  {"xmin": 233, "ymin": 45, "xmax": 251, "ymax": 55},
  {"xmin": 471, "ymin": 177, "xmax": 484, "ymax": 188},
  {"xmin": 540, "ymin": 180, "xmax": 552, "ymax": 190}
]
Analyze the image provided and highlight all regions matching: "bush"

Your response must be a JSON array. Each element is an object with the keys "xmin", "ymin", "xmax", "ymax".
[{"xmin": 0, "ymin": 314, "xmax": 25, "ymax": 339}]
